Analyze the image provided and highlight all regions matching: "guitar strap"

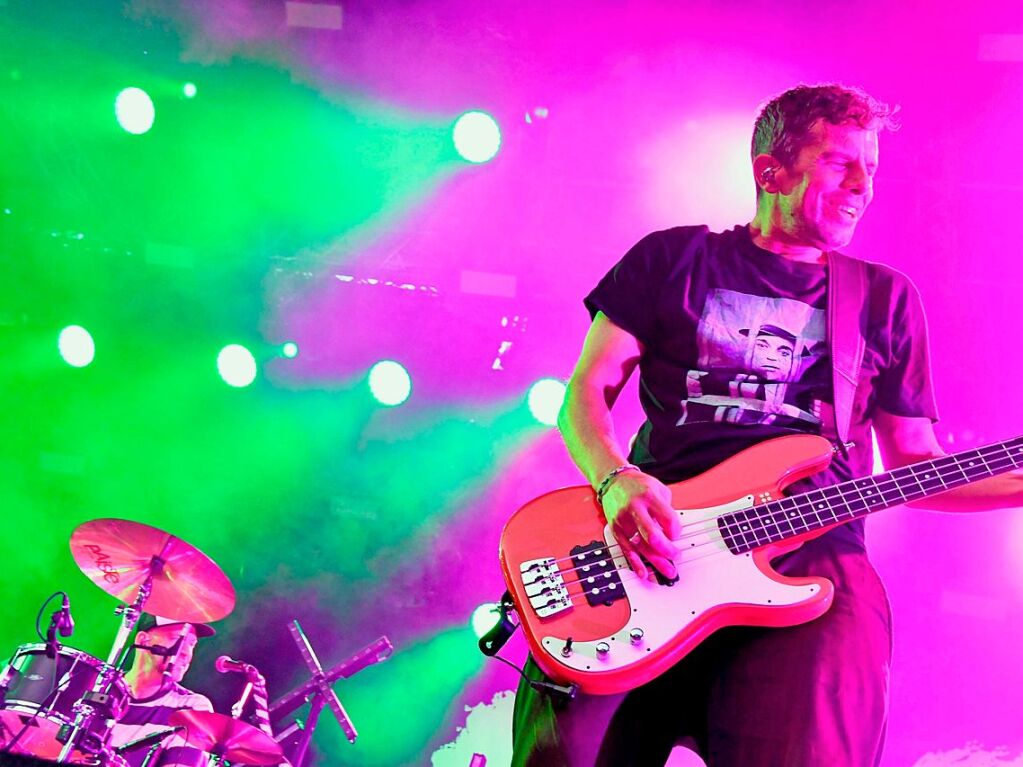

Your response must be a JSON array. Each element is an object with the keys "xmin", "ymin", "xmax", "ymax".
[{"xmin": 826, "ymin": 251, "xmax": 869, "ymax": 460}]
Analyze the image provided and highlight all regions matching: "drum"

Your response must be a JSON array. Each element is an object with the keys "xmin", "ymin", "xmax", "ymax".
[{"xmin": 0, "ymin": 643, "xmax": 128, "ymax": 765}]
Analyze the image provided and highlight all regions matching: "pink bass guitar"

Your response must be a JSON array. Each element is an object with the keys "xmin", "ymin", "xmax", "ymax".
[{"xmin": 500, "ymin": 433, "xmax": 1023, "ymax": 695}]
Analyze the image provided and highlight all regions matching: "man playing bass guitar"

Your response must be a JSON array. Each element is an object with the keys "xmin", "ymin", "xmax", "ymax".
[{"xmin": 509, "ymin": 83, "xmax": 1023, "ymax": 767}]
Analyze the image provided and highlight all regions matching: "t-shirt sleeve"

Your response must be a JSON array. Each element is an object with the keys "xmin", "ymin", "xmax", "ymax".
[
  {"xmin": 583, "ymin": 231, "xmax": 669, "ymax": 346},
  {"xmin": 184, "ymin": 691, "xmax": 214, "ymax": 712},
  {"xmin": 875, "ymin": 270, "xmax": 939, "ymax": 421}
]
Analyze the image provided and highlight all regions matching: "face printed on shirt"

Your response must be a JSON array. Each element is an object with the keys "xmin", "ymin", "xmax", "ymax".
[{"xmin": 751, "ymin": 334, "xmax": 793, "ymax": 380}]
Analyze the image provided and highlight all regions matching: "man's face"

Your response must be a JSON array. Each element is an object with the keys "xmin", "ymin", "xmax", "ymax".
[
  {"xmin": 751, "ymin": 333, "xmax": 794, "ymax": 381},
  {"xmin": 138, "ymin": 624, "xmax": 198, "ymax": 683},
  {"xmin": 774, "ymin": 120, "xmax": 879, "ymax": 251}
]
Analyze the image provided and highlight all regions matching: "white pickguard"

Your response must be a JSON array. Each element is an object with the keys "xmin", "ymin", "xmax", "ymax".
[{"xmin": 540, "ymin": 495, "xmax": 822, "ymax": 673}]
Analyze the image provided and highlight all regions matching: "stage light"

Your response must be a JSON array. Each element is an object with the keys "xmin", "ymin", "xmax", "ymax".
[
  {"xmin": 115, "ymin": 87, "xmax": 155, "ymax": 134},
  {"xmin": 527, "ymin": 378, "xmax": 566, "ymax": 426},
  {"xmin": 453, "ymin": 111, "xmax": 501, "ymax": 164},
  {"xmin": 58, "ymin": 326, "xmax": 95, "ymax": 368},
  {"xmin": 281, "ymin": 341, "xmax": 299, "ymax": 358},
  {"xmin": 217, "ymin": 344, "xmax": 257, "ymax": 387},
  {"xmin": 182, "ymin": 82, "xmax": 197, "ymax": 99},
  {"xmin": 368, "ymin": 360, "xmax": 411, "ymax": 406},
  {"xmin": 470, "ymin": 603, "xmax": 502, "ymax": 640}
]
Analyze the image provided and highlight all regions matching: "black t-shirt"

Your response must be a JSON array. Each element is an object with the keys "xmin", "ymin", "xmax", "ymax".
[{"xmin": 584, "ymin": 224, "xmax": 938, "ymax": 551}]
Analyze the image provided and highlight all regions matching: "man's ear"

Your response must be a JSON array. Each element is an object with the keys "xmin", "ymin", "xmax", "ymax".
[{"xmin": 753, "ymin": 154, "xmax": 783, "ymax": 193}]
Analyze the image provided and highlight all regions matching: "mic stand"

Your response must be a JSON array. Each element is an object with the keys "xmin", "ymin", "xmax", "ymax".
[
  {"xmin": 44, "ymin": 610, "xmax": 62, "ymax": 659},
  {"xmin": 230, "ymin": 669, "xmax": 257, "ymax": 720},
  {"xmin": 267, "ymin": 620, "xmax": 392, "ymax": 767}
]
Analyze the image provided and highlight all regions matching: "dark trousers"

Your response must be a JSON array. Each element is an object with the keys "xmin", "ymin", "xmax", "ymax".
[{"xmin": 511, "ymin": 542, "xmax": 892, "ymax": 767}]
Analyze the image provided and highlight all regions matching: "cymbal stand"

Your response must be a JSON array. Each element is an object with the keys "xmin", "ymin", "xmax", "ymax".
[
  {"xmin": 56, "ymin": 561, "xmax": 159, "ymax": 763},
  {"xmin": 268, "ymin": 621, "xmax": 392, "ymax": 767}
]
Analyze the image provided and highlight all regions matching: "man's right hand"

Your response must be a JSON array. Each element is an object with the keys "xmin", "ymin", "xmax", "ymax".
[{"xmin": 599, "ymin": 470, "xmax": 681, "ymax": 581}]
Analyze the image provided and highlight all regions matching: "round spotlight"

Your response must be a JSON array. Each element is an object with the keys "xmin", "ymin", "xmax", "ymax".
[
  {"xmin": 217, "ymin": 344, "xmax": 257, "ymax": 388},
  {"xmin": 182, "ymin": 82, "xmax": 197, "ymax": 99},
  {"xmin": 527, "ymin": 378, "xmax": 566, "ymax": 426},
  {"xmin": 368, "ymin": 360, "xmax": 411, "ymax": 406},
  {"xmin": 452, "ymin": 110, "xmax": 501, "ymax": 164},
  {"xmin": 281, "ymin": 341, "xmax": 299, "ymax": 359},
  {"xmin": 115, "ymin": 87, "xmax": 155, "ymax": 134},
  {"xmin": 58, "ymin": 325, "xmax": 95, "ymax": 368},
  {"xmin": 470, "ymin": 603, "xmax": 502, "ymax": 640}
]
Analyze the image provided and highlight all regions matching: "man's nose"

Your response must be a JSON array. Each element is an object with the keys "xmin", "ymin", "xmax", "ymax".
[{"xmin": 845, "ymin": 163, "xmax": 872, "ymax": 196}]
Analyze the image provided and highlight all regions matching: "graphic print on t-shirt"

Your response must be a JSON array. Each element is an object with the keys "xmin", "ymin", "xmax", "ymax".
[{"xmin": 677, "ymin": 288, "xmax": 826, "ymax": 428}]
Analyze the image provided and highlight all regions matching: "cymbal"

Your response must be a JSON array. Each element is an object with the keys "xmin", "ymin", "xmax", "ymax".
[
  {"xmin": 169, "ymin": 710, "xmax": 285, "ymax": 765},
  {"xmin": 70, "ymin": 518, "xmax": 235, "ymax": 623}
]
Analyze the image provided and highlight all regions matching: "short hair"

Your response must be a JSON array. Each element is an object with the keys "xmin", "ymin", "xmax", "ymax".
[{"xmin": 751, "ymin": 84, "xmax": 898, "ymax": 194}]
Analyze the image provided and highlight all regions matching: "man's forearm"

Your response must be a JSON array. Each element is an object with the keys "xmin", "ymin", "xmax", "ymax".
[{"xmin": 557, "ymin": 382, "xmax": 633, "ymax": 489}]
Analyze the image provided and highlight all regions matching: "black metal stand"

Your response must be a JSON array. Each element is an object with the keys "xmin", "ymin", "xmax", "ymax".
[
  {"xmin": 56, "ymin": 565, "xmax": 159, "ymax": 763},
  {"xmin": 267, "ymin": 621, "xmax": 392, "ymax": 767}
]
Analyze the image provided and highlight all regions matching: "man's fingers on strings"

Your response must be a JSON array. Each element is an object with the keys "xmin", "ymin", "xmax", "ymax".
[
  {"xmin": 645, "ymin": 552, "xmax": 678, "ymax": 581},
  {"xmin": 632, "ymin": 509, "xmax": 679, "ymax": 562},
  {"xmin": 649, "ymin": 501, "xmax": 682, "ymax": 540},
  {"xmin": 616, "ymin": 534, "xmax": 648, "ymax": 579}
]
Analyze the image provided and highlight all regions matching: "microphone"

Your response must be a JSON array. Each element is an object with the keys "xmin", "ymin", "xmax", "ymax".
[
  {"xmin": 116, "ymin": 726, "xmax": 183, "ymax": 754},
  {"xmin": 56, "ymin": 594, "xmax": 75, "ymax": 638},
  {"xmin": 132, "ymin": 643, "xmax": 174, "ymax": 657},
  {"xmin": 132, "ymin": 633, "xmax": 184, "ymax": 658},
  {"xmin": 161, "ymin": 626, "xmax": 190, "ymax": 678},
  {"xmin": 44, "ymin": 592, "xmax": 74, "ymax": 659},
  {"xmin": 215, "ymin": 655, "xmax": 255, "ymax": 674}
]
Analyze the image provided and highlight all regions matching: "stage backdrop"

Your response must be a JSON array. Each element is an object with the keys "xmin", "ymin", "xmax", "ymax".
[{"xmin": 2, "ymin": 2, "xmax": 1022, "ymax": 765}]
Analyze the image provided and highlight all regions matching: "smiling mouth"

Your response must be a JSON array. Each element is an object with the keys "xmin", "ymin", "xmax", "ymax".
[{"xmin": 838, "ymin": 205, "xmax": 858, "ymax": 220}]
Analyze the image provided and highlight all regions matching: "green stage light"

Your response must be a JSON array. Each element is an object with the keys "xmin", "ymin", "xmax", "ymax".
[
  {"xmin": 217, "ymin": 344, "xmax": 257, "ymax": 387},
  {"xmin": 115, "ymin": 87, "xmax": 155, "ymax": 134},
  {"xmin": 182, "ymin": 82, "xmax": 197, "ymax": 99},
  {"xmin": 368, "ymin": 360, "xmax": 411, "ymax": 406},
  {"xmin": 527, "ymin": 378, "xmax": 566, "ymax": 426},
  {"xmin": 453, "ymin": 110, "xmax": 501, "ymax": 164},
  {"xmin": 58, "ymin": 325, "xmax": 95, "ymax": 368},
  {"xmin": 281, "ymin": 341, "xmax": 299, "ymax": 358}
]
